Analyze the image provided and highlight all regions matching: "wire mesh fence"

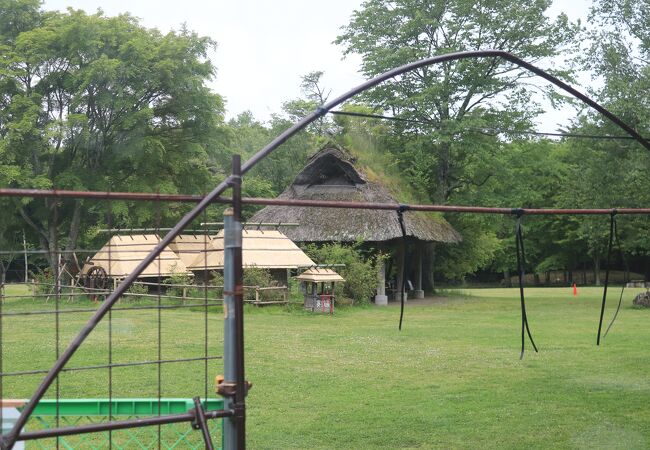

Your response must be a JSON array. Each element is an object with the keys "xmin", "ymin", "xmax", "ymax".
[{"xmin": 0, "ymin": 192, "xmax": 231, "ymax": 449}]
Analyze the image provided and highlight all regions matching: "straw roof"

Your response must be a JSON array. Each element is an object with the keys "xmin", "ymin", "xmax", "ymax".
[
  {"xmin": 249, "ymin": 145, "xmax": 461, "ymax": 243},
  {"xmin": 296, "ymin": 268, "xmax": 345, "ymax": 283},
  {"xmin": 190, "ymin": 230, "xmax": 315, "ymax": 270},
  {"xmin": 81, "ymin": 234, "xmax": 191, "ymax": 278},
  {"xmin": 168, "ymin": 234, "xmax": 214, "ymax": 268}
]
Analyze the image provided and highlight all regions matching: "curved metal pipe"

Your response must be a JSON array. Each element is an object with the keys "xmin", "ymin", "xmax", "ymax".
[
  {"xmin": 5, "ymin": 50, "xmax": 648, "ymax": 449},
  {"xmin": 241, "ymin": 50, "xmax": 650, "ymax": 176}
]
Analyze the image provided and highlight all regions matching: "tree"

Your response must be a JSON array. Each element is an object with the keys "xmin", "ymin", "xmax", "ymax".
[
  {"xmin": 564, "ymin": 0, "xmax": 650, "ymax": 281},
  {"xmin": 0, "ymin": 6, "xmax": 228, "ymax": 272},
  {"xmin": 227, "ymin": 111, "xmax": 317, "ymax": 196},
  {"xmin": 336, "ymin": 0, "xmax": 579, "ymax": 203}
]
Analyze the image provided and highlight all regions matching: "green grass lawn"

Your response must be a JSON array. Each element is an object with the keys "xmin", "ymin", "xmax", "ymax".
[{"xmin": 3, "ymin": 286, "xmax": 650, "ymax": 449}]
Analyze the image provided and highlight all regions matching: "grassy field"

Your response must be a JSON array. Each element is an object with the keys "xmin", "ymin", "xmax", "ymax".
[{"xmin": 3, "ymin": 285, "xmax": 650, "ymax": 449}]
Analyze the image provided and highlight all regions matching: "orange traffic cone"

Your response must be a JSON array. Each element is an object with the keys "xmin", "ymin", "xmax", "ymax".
[{"xmin": 573, "ymin": 282, "xmax": 578, "ymax": 297}]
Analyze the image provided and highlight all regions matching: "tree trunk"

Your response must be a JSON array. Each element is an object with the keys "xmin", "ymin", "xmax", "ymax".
[
  {"xmin": 435, "ymin": 142, "xmax": 451, "ymax": 202},
  {"xmin": 503, "ymin": 269, "xmax": 511, "ymax": 288},
  {"xmin": 395, "ymin": 241, "xmax": 406, "ymax": 302},
  {"xmin": 593, "ymin": 256, "xmax": 601, "ymax": 286},
  {"xmin": 424, "ymin": 243, "xmax": 436, "ymax": 294},
  {"xmin": 65, "ymin": 200, "xmax": 83, "ymax": 273}
]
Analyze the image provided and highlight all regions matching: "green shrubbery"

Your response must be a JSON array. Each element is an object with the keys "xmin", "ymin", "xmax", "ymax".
[
  {"xmin": 304, "ymin": 243, "xmax": 380, "ymax": 305},
  {"xmin": 243, "ymin": 267, "xmax": 282, "ymax": 302},
  {"xmin": 163, "ymin": 270, "xmax": 195, "ymax": 298},
  {"xmin": 125, "ymin": 282, "xmax": 148, "ymax": 300}
]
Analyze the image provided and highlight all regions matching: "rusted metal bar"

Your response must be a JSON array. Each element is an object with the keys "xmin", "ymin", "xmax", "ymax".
[
  {"xmin": 243, "ymin": 199, "xmax": 650, "ymax": 215},
  {"xmin": 16, "ymin": 408, "xmax": 232, "ymax": 442},
  {"xmin": 0, "ymin": 188, "xmax": 207, "ymax": 202},
  {"xmin": 3, "ymin": 187, "xmax": 650, "ymax": 214}
]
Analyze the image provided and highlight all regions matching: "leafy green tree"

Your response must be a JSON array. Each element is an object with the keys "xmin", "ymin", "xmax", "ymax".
[
  {"xmin": 336, "ymin": 0, "xmax": 579, "ymax": 203},
  {"xmin": 562, "ymin": 0, "xmax": 650, "ymax": 281},
  {"xmin": 0, "ymin": 6, "xmax": 228, "ymax": 270}
]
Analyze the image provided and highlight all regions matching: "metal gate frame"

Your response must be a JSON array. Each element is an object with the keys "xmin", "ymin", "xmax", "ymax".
[{"xmin": 2, "ymin": 49, "xmax": 649, "ymax": 450}]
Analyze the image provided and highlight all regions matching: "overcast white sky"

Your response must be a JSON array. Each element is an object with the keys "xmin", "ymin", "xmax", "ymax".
[{"xmin": 41, "ymin": 0, "xmax": 593, "ymax": 130}]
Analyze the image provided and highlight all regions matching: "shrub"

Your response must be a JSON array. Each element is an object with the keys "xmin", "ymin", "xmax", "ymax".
[
  {"xmin": 163, "ymin": 267, "xmax": 194, "ymax": 298},
  {"xmin": 243, "ymin": 267, "xmax": 278, "ymax": 301},
  {"xmin": 125, "ymin": 282, "xmax": 149, "ymax": 300},
  {"xmin": 209, "ymin": 271, "xmax": 224, "ymax": 299},
  {"xmin": 33, "ymin": 270, "xmax": 54, "ymax": 295},
  {"xmin": 304, "ymin": 243, "xmax": 379, "ymax": 305}
]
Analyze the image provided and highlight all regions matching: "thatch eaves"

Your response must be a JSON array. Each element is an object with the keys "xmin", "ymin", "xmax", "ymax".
[
  {"xmin": 189, "ymin": 230, "xmax": 316, "ymax": 270},
  {"xmin": 249, "ymin": 145, "xmax": 461, "ymax": 244},
  {"xmin": 81, "ymin": 234, "xmax": 191, "ymax": 278}
]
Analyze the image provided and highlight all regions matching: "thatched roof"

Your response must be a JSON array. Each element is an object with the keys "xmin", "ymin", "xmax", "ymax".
[
  {"xmin": 168, "ymin": 235, "xmax": 214, "ymax": 268},
  {"xmin": 296, "ymin": 268, "xmax": 345, "ymax": 283},
  {"xmin": 249, "ymin": 145, "xmax": 461, "ymax": 243},
  {"xmin": 81, "ymin": 234, "xmax": 191, "ymax": 278},
  {"xmin": 190, "ymin": 230, "xmax": 315, "ymax": 270}
]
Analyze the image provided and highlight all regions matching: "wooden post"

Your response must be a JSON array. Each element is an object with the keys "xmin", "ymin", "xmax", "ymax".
[
  {"xmin": 182, "ymin": 287, "xmax": 187, "ymax": 304},
  {"xmin": 32, "ymin": 279, "xmax": 36, "ymax": 298},
  {"xmin": 413, "ymin": 245, "xmax": 424, "ymax": 299},
  {"xmin": 395, "ymin": 243, "xmax": 405, "ymax": 302},
  {"xmin": 255, "ymin": 286, "xmax": 259, "ymax": 305},
  {"xmin": 374, "ymin": 254, "xmax": 388, "ymax": 306},
  {"xmin": 23, "ymin": 229, "xmax": 28, "ymax": 283}
]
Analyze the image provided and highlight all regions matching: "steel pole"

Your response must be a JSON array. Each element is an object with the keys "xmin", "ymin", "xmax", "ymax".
[{"xmin": 223, "ymin": 155, "xmax": 245, "ymax": 449}]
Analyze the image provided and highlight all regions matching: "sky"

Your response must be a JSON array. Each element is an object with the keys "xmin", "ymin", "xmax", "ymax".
[{"xmin": 41, "ymin": 0, "xmax": 593, "ymax": 130}]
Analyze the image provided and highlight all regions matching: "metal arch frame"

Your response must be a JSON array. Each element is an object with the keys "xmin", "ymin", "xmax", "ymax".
[{"xmin": 3, "ymin": 49, "xmax": 649, "ymax": 449}]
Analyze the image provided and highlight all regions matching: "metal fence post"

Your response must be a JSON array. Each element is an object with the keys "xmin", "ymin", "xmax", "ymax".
[{"xmin": 223, "ymin": 154, "xmax": 246, "ymax": 449}]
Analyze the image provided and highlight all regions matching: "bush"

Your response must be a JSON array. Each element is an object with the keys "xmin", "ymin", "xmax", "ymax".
[
  {"xmin": 209, "ymin": 271, "xmax": 224, "ymax": 298},
  {"xmin": 126, "ymin": 282, "xmax": 148, "ymax": 300},
  {"xmin": 163, "ymin": 268, "xmax": 194, "ymax": 298},
  {"xmin": 304, "ymin": 243, "xmax": 379, "ymax": 305},
  {"xmin": 33, "ymin": 270, "xmax": 54, "ymax": 295},
  {"xmin": 243, "ymin": 267, "xmax": 278, "ymax": 301}
]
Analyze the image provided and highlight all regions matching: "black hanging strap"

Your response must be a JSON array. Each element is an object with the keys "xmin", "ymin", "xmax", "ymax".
[
  {"xmin": 597, "ymin": 211, "xmax": 616, "ymax": 345},
  {"xmin": 397, "ymin": 205, "xmax": 409, "ymax": 331},
  {"xmin": 604, "ymin": 214, "xmax": 628, "ymax": 338},
  {"xmin": 597, "ymin": 210, "xmax": 627, "ymax": 343},
  {"xmin": 514, "ymin": 211, "xmax": 538, "ymax": 359}
]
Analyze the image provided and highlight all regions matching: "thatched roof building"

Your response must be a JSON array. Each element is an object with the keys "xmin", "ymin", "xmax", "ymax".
[
  {"xmin": 168, "ymin": 235, "xmax": 214, "ymax": 269},
  {"xmin": 249, "ymin": 145, "xmax": 460, "ymax": 243},
  {"xmin": 189, "ymin": 230, "xmax": 315, "ymax": 270},
  {"xmin": 81, "ymin": 234, "xmax": 191, "ymax": 279},
  {"xmin": 296, "ymin": 268, "xmax": 345, "ymax": 283},
  {"xmin": 249, "ymin": 144, "xmax": 461, "ymax": 303}
]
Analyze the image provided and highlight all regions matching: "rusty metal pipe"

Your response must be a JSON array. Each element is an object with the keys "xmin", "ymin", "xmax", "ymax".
[{"xmin": 2, "ymin": 188, "xmax": 650, "ymax": 215}]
